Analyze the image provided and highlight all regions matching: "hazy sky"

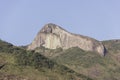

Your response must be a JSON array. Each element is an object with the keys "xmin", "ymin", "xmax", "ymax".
[{"xmin": 0, "ymin": 0, "xmax": 120, "ymax": 46}]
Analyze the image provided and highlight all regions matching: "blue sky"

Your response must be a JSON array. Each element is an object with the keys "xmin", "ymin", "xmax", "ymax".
[{"xmin": 0, "ymin": 0, "xmax": 120, "ymax": 46}]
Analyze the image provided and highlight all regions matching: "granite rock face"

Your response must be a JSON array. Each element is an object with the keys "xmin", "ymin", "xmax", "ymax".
[{"xmin": 28, "ymin": 23, "xmax": 105, "ymax": 56}]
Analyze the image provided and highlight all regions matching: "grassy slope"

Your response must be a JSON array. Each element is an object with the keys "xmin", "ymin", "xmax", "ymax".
[
  {"xmin": 1, "ymin": 39, "xmax": 120, "ymax": 80},
  {"xmin": 0, "ymin": 40, "xmax": 92, "ymax": 80},
  {"xmin": 49, "ymin": 40, "xmax": 120, "ymax": 80}
]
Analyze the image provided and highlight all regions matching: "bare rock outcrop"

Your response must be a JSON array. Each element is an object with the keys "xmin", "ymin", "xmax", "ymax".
[{"xmin": 28, "ymin": 23, "xmax": 105, "ymax": 56}]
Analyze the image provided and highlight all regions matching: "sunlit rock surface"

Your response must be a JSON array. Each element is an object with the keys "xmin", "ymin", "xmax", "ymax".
[{"xmin": 28, "ymin": 23, "xmax": 105, "ymax": 56}]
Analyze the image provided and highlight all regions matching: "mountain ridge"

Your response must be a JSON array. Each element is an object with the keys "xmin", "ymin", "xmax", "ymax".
[{"xmin": 0, "ymin": 28, "xmax": 120, "ymax": 80}]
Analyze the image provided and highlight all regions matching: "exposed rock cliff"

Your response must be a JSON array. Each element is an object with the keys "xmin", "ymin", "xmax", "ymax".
[{"xmin": 28, "ymin": 23, "xmax": 105, "ymax": 56}]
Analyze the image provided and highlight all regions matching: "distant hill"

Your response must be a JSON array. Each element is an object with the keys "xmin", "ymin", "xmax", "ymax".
[{"xmin": 102, "ymin": 39, "xmax": 120, "ymax": 53}]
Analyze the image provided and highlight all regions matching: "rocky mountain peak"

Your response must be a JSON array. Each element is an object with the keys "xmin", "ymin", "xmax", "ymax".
[
  {"xmin": 40, "ymin": 23, "xmax": 56, "ymax": 33},
  {"xmin": 27, "ymin": 23, "xmax": 106, "ymax": 56},
  {"xmin": 39, "ymin": 23, "xmax": 67, "ymax": 34}
]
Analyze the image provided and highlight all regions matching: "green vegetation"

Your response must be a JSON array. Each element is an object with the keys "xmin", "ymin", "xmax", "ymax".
[
  {"xmin": 0, "ymin": 40, "xmax": 92, "ymax": 80},
  {"xmin": 1, "ymin": 39, "xmax": 120, "ymax": 80},
  {"xmin": 48, "ymin": 45, "xmax": 120, "ymax": 80},
  {"xmin": 102, "ymin": 40, "xmax": 120, "ymax": 53}
]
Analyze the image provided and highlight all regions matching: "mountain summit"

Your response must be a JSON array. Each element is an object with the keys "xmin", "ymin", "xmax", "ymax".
[{"xmin": 27, "ymin": 23, "xmax": 105, "ymax": 56}]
